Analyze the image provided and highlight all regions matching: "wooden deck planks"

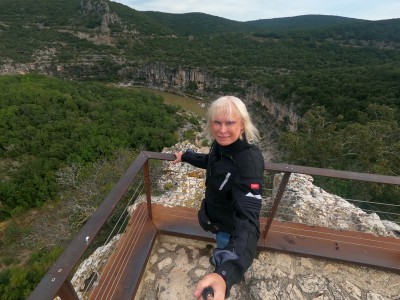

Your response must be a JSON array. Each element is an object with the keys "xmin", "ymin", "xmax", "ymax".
[{"xmin": 89, "ymin": 202, "xmax": 400, "ymax": 299}]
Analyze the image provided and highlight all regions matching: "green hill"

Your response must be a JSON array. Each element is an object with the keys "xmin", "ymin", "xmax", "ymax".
[
  {"xmin": 247, "ymin": 14, "xmax": 363, "ymax": 30},
  {"xmin": 142, "ymin": 11, "xmax": 246, "ymax": 35}
]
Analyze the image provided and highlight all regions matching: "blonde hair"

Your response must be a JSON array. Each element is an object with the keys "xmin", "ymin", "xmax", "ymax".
[{"xmin": 206, "ymin": 96, "xmax": 260, "ymax": 143}]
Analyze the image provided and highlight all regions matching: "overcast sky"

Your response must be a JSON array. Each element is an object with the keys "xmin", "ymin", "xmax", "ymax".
[{"xmin": 113, "ymin": 0, "xmax": 400, "ymax": 22}]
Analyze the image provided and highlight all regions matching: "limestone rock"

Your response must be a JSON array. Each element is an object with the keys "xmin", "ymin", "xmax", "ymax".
[
  {"xmin": 273, "ymin": 172, "xmax": 399, "ymax": 237},
  {"xmin": 71, "ymin": 234, "xmax": 121, "ymax": 299}
]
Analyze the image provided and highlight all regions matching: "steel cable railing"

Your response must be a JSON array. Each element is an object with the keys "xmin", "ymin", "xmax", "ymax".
[
  {"xmin": 77, "ymin": 179, "xmax": 145, "ymax": 299},
  {"xmin": 260, "ymin": 201, "xmax": 400, "ymax": 225},
  {"xmin": 154, "ymin": 166, "xmax": 400, "ymax": 238},
  {"xmin": 94, "ymin": 203, "xmax": 148, "ymax": 300}
]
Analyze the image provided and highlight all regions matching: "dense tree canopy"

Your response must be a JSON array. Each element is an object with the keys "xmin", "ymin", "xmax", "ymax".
[
  {"xmin": 279, "ymin": 105, "xmax": 400, "ymax": 212},
  {"xmin": 0, "ymin": 74, "xmax": 181, "ymax": 220}
]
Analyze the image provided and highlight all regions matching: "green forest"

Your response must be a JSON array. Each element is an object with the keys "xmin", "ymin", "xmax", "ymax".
[
  {"xmin": 0, "ymin": 74, "xmax": 181, "ymax": 220},
  {"xmin": 0, "ymin": 74, "xmax": 184, "ymax": 298},
  {"xmin": 278, "ymin": 105, "xmax": 400, "ymax": 213},
  {"xmin": 0, "ymin": 0, "xmax": 399, "ymax": 298}
]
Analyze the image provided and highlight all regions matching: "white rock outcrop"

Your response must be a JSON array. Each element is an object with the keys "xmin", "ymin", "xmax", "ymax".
[
  {"xmin": 71, "ymin": 234, "xmax": 120, "ymax": 299},
  {"xmin": 273, "ymin": 173, "xmax": 400, "ymax": 238}
]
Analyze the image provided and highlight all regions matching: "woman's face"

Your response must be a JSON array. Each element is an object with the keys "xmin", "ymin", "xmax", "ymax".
[{"xmin": 211, "ymin": 110, "xmax": 244, "ymax": 146}]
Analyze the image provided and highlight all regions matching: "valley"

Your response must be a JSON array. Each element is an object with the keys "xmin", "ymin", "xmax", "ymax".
[{"xmin": 0, "ymin": 0, "xmax": 399, "ymax": 298}]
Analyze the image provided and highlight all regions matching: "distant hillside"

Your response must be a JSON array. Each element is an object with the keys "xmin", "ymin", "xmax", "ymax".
[
  {"xmin": 142, "ymin": 11, "xmax": 247, "ymax": 35},
  {"xmin": 327, "ymin": 18, "xmax": 400, "ymax": 42},
  {"xmin": 0, "ymin": 0, "xmax": 399, "ymax": 119},
  {"xmin": 0, "ymin": 0, "xmax": 172, "ymax": 34},
  {"xmin": 142, "ymin": 12, "xmax": 373, "ymax": 36},
  {"xmin": 246, "ymin": 14, "xmax": 364, "ymax": 30}
]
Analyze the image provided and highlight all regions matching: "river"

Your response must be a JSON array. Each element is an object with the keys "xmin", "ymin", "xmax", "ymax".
[{"xmin": 131, "ymin": 87, "xmax": 208, "ymax": 118}]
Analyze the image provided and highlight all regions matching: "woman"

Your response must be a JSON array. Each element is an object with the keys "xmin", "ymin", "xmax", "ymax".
[{"xmin": 173, "ymin": 96, "xmax": 264, "ymax": 299}]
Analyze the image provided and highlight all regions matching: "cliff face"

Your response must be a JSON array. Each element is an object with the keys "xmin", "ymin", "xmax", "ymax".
[
  {"xmin": 0, "ymin": 54, "xmax": 299, "ymax": 140},
  {"xmin": 246, "ymin": 85, "xmax": 299, "ymax": 132},
  {"xmin": 134, "ymin": 63, "xmax": 300, "ymax": 129},
  {"xmin": 80, "ymin": 0, "xmax": 110, "ymax": 15},
  {"xmin": 80, "ymin": 0, "xmax": 120, "ymax": 34},
  {"xmin": 135, "ymin": 62, "xmax": 221, "ymax": 91}
]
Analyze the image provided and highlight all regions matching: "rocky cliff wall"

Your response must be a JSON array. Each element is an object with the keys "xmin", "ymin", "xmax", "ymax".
[
  {"xmin": 246, "ymin": 85, "xmax": 300, "ymax": 132},
  {"xmin": 135, "ymin": 62, "xmax": 223, "ymax": 91},
  {"xmin": 80, "ymin": 0, "xmax": 120, "ymax": 34},
  {"xmin": 0, "ymin": 57, "xmax": 299, "ymax": 136},
  {"xmin": 132, "ymin": 63, "xmax": 299, "ymax": 130}
]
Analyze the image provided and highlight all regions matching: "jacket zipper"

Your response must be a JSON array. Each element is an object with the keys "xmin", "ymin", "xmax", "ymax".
[{"xmin": 219, "ymin": 172, "xmax": 231, "ymax": 190}]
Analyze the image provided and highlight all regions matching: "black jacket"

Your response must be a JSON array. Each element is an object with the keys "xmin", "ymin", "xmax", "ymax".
[{"xmin": 182, "ymin": 138, "xmax": 264, "ymax": 294}]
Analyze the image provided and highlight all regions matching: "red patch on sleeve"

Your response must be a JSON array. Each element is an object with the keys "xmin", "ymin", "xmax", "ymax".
[{"xmin": 251, "ymin": 183, "xmax": 260, "ymax": 190}]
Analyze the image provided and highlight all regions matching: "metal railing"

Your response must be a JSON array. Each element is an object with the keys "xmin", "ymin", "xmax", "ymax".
[{"xmin": 28, "ymin": 152, "xmax": 400, "ymax": 300}]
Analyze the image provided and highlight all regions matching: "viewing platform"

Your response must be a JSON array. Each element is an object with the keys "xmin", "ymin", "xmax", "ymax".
[{"xmin": 28, "ymin": 152, "xmax": 400, "ymax": 300}]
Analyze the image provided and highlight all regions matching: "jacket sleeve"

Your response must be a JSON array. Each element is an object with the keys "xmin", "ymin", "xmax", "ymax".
[
  {"xmin": 212, "ymin": 147, "xmax": 264, "ymax": 294},
  {"xmin": 181, "ymin": 149, "xmax": 208, "ymax": 169}
]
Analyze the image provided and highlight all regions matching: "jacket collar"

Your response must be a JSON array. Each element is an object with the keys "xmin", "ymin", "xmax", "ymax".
[{"xmin": 217, "ymin": 136, "xmax": 248, "ymax": 155}]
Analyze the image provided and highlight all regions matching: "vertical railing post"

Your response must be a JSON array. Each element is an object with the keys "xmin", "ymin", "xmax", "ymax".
[
  {"xmin": 144, "ymin": 159, "xmax": 153, "ymax": 220},
  {"xmin": 263, "ymin": 172, "xmax": 291, "ymax": 241},
  {"xmin": 56, "ymin": 280, "xmax": 80, "ymax": 300}
]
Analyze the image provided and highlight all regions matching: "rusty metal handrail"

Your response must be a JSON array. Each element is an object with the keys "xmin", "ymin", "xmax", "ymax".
[
  {"xmin": 261, "ymin": 162, "xmax": 400, "ymax": 239},
  {"xmin": 28, "ymin": 152, "xmax": 158, "ymax": 300},
  {"xmin": 27, "ymin": 151, "xmax": 400, "ymax": 300},
  {"xmin": 264, "ymin": 162, "xmax": 400, "ymax": 185},
  {"xmin": 263, "ymin": 171, "xmax": 291, "ymax": 239}
]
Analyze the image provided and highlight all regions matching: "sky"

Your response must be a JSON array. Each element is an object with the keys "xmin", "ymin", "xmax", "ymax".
[{"xmin": 113, "ymin": 0, "xmax": 400, "ymax": 22}]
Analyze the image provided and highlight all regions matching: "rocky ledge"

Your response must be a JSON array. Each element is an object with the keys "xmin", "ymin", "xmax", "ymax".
[
  {"xmin": 72, "ymin": 141, "xmax": 400, "ymax": 299},
  {"xmin": 134, "ymin": 234, "xmax": 399, "ymax": 300}
]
